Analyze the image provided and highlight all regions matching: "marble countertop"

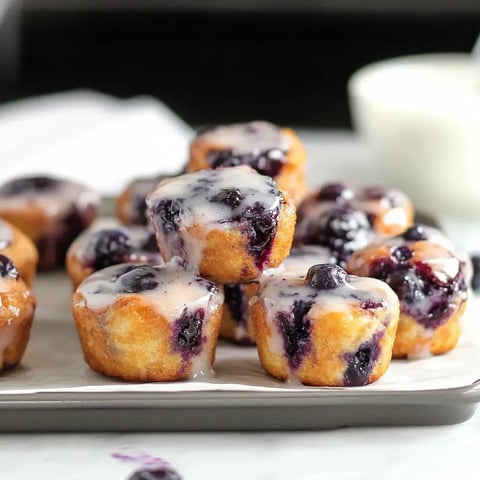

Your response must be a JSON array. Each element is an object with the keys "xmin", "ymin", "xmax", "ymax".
[{"xmin": 1, "ymin": 410, "xmax": 479, "ymax": 479}]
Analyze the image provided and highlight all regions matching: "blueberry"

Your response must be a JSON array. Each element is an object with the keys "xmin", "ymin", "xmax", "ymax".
[
  {"xmin": 369, "ymin": 255, "xmax": 462, "ymax": 329},
  {"xmin": 360, "ymin": 299, "xmax": 385, "ymax": 310},
  {"xmin": 343, "ymin": 332, "xmax": 382, "ymax": 386},
  {"xmin": 0, "ymin": 176, "xmax": 58, "ymax": 196},
  {"xmin": 128, "ymin": 467, "xmax": 182, "ymax": 480},
  {"xmin": 392, "ymin": 245, "xmax": 412, "ymax": 263},
  {"xmin": 88, "ymin": 229, "xmax": 132, "ymax": 270},
  {"xmin": 118, "ymin": 265, "xmax": 159, "ymax": 293},
  {"xmin": 223, "ymin": 284, "xmax": 247, "ymax": 327},
  {"xmin": 403, "ymin": 224, "xmax": 428, "ymax": 242},
  {"xmin": 0, "ymin": 255, "xmax": 19, "ymax": 279},
  {"xmin": 306, "ymin": 207, "xmax": 372, "ymax": 264},
  {"xmin": 142, "ymin": 232, "xmax": 159, "ymax": 252},
  {"xmin": 154, "ymin": 199, "xmax": 183, "ymax": 235},
  {"xmin": 207, "ymin": 148, "xmax": 285, "ymax": 177},
  {"xmin": 210, "ymin": 188, "xmax": 245, "ymax": 209},
  {"xmin": 306, "ymin": 264, "xmax": 349, "ymax": 290},
  {"xmin": 239, "ymin": 202, "xmax": 280, "ymax": 269},
  {"xmin": 277, "ymin": 299, "xmax": 313, "ymax": 370},
  {"xmin": 172, "ymin": 308, "xmax": 205, "ymax": 359},
  {"xmin": 316, "ymin": 183, "xmax": 353, "ymax": 202},
  {"xmin": 471, "ymin": 255, "xmax": 480, "ymax": 292}
]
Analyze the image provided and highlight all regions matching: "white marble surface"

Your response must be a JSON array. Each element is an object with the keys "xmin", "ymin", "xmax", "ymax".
[
  {"xmin": 0, "ymin": 412, "xmax": 479, "ymax": 479},
  {"xmin": 0, "ymin": 115, "xmax": 479, "ymax": 478}
]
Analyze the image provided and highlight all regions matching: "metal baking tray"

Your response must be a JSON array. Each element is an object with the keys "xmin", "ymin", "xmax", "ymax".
[{"xmin": 0, "ymin": 268, "xmax": 479, "ymax": 432}]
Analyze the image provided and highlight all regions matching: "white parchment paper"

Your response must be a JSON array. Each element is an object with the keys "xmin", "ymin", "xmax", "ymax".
[{"xmin": 1, "ymin": 272, "xmax": 478, "ymax": 396}]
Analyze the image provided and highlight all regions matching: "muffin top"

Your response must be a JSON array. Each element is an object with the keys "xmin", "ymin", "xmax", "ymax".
[
  {"xmin": 70, "ymin": 226, "xmax": 163, "ymax": 271},
  {"xmin": 195, "ymin": 122, "xmax": 290, "ymax": 176}
]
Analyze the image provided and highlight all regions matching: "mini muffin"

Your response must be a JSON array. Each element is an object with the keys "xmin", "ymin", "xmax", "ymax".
[
  {"xmin": 146, "ymin": 166, "xmax": 296, "ymax": 284},
  {"xmin": 116, "ymin": 174, "xmax": 168, "ymax": 226},
  {"xmin": 0, "ymin": 176, "xmax": 100, "ymax": 270},
  {"xmin": 0, "ymin": 255, "xmax": 36, "ymax": 371},
  {"xmin": 251, "ymin": 264, "xmax": 399, "ymax": 386},
  {"xmin": 188, "ymin": 121, "xmax": 307, "ymax": 205},
  {"xmin": 0, "ymin": 219, "xmax": 38, "ymax": 286},
  {"xmin": 67, "ymin": 226, "xmax": 164, "ymax": 290},
  {"xmin": 294, "ymin": 204, "xmax": 377, "ymax": 268},
  {"xmin": 347, "ymin": 233, "xmax": 468, "ymax": 358},
  {"xmin": 220, "ymin": 245, "xmax": 335, "ymax": 345},
  {"xmin": 72, "ymin": 263, "xmax": 224, "ymax": 382},
  {"xmin": 295, "ymin": 182, "xmax": 413, "ymax": 241}
]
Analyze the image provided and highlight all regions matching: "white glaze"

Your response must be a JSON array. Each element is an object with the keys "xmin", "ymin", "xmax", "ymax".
[
  {"xmin": 77, "ymin": 264, "xmax": 223, "ymax": 321},
  {"xmin": 276, "ymin": 245, "xmax": 335, "ymax": 275},
  {"xmin": 71, "ymin": 226, "xmax": 163, "ymax": 267},
  {"xmin": 147, "ymin": 166, "xmax": 283, "ymax": 267},
  {"xmin": 0, "ymin": 177, "xmax": 100, "ymax": 220},
  {"xmin": 256, "ymin": 271, "xmax": 398, "ymax": 375},
  {"xmin": 0, "ymin": 220, "xmax": 13, "ymax": 249},
  {"xmin": 199, "ymin": 121, "xmax": 289, "ymax": 155}
]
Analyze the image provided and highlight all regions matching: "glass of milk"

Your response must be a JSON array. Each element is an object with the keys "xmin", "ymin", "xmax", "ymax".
[{"xmin": 348, "ymin": 53, "xmax": 480, "ymax": 219}]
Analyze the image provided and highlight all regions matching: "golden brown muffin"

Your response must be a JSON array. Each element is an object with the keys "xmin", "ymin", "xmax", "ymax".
[
  {"xmin": 0, "ymin": 255, "xmax": 36, "ymax": 371},
  {"xmin": 66, "ymin": 226, "xmax": 163, "ymax": 290},
  {"xmin": 146, "ymin": 166, "xmax": 296, "ymax": 284},
  {"xmin": 0, "ymin": 219, "xmax": 38, "ymax": 287},
  {"xmin": 346, "ymin": 229, "xmax": 468, "ymax": 358},
  {"xmin": 188, "ymin": 121, "xmax": 307, "ymax": 205},
  {"xmin": 116, "ymin": 174, "xmax": 168, "ymax": 226},
  {"xmin": 0, "ymin": 176, "xmax": 100, "ymax": 270},
  {"xmin": 72, "ymin": 263, "xmax": 224, "ymax": 381},
  {"xmin": 295, "ymin": 182, "xmax": 414, "ymax": 248},
  {"xmin": 251, "ymin": 264, "xmax": 399, "ymax": 386}
]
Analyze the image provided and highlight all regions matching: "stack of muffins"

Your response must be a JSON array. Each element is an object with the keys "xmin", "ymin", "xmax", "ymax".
[{"xmin": 0, "ymin": 121, "xmax": 471, "ymax": 387}]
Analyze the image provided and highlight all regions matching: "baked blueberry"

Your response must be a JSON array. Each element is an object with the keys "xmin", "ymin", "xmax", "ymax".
[
  {"xmin": 89, "ymin": 229, "xmax": 132, "ymax": 270},
  {"xmin": 223, "ymin": 284, "xmax": 247, "ymax": 327},
  {"xmin": 0, "ymin": 254, "xmax": 19, "ymax": 279},
  {"xmin": 154, "ymin": 199, "xmax": 184, "ymax": 234},
  {"xmin": 210, "ymin": 188, "xmax": 245, "ymax": 209},
  {"xmin": 173, "ymin": 308, "xmax": 205, "ymax": 359},
  {"xmin": 306, "ymin": 264, "xmax": 349, "ymax": 290},
  {"xmin": 128, "ymin": 467, "xmax": 182, "ymax": 480},
  {"xmin": 403, "ymin": 224, "xmax": 428, "ymax": 242},
  {"xmin": 471, "ymin": 255, "xmax": 480, "ymax": 292},
  {"xmin": 276, "ymin": 299, "xmax": 313, "ymax": 369},
  {"xmin": 343, "ymin": 333, "xmax": 382, "ymax": 387},
  {"xmin": 118, "ymin": 265, "xmax": 159, "ymax": 294},
  {"xmin": 316, "ymin": 182, "xmax": 353, "ymax": 202}
]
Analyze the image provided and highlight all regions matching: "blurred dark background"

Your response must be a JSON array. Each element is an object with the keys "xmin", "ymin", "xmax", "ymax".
[{"xmin": 0, "ymin": 0, "xmax": 479, "ymax": 127}]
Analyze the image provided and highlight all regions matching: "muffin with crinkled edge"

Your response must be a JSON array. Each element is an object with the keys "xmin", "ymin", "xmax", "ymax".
[
  {"xmin": 66, "ymin": 226, "xmax": 163, "ymax": 290},
  {"xmin": 146, "ymin": 166, "xmax": 296, "ymax": 284},
  {"xmin": 0, "ymin": 255, "xmax": 36, "ymax": 371},
  {"xmin": 347, "ymin": 230, "xmax": 468, "ymax": 358},
  {"xmin": 0, "ymin": 175, "xmax": 100, "ymax": 269},
  {"xmin": 188, "ymin": 121, "xmax": 307, "ymax": 205},
  {"xmin": 72, "ymin": 263, "xmax": 224, "ymax": 381},
  {"xmin": 251, "ymin": 264, "xmax": 399, "ymax": 386}
]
